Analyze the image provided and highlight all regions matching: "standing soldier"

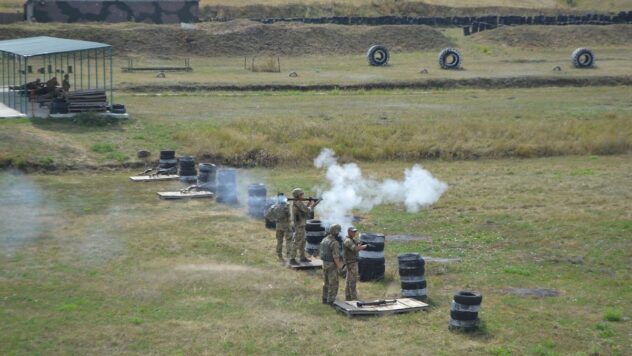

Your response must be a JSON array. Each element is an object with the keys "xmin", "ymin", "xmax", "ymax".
[
  {"xmin": 320, "ymin": 224, "xmax": 344, "ymax": 305},
  {"xmin": 343, "ymin": 227, "xmax": 367, "ymax": 301},
  {"xmin": 289, "ymin": 188, "xmax": 316, "ymax": 265},
  {"xmin": 264, "ymin": 193, "xmax": 292, "ymax": 261}
]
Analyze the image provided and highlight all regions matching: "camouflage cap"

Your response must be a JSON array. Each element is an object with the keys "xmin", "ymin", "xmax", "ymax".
[
  {"xmin": 329, "ymin": 224, "xmax": 341, "ymax": 235},
  {"xmin": 291, "ymin": 188, "xmax": 304, "ymax": 198}
]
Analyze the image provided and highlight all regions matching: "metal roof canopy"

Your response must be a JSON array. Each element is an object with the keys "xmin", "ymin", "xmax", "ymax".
[{"xmin": 0, "ymin": 36, "xmax": 111, "ymax": 58}]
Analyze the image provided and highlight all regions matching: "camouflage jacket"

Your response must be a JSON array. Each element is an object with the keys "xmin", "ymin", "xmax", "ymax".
[
  {"xmin": 343, "ymin": 236, "xmax": 360, "ymax": 264},
  {"xmin": 291, "ymin": 201, "xmax": 311, "ymax": 227},
  {"xmin": 265, "ymin": 203, "xmax": 290, "ymax": 225},
  {"xmin": 319, "ymin": 235, "xmax": 340, "ymax": 263}
]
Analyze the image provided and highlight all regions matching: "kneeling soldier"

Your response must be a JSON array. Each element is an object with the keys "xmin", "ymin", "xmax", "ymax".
[{"xmin": 320, "ymin": 224, "xmax": 343, "ymax": 305}]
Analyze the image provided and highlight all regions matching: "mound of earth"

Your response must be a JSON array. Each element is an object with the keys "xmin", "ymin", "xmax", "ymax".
[
  {"xmin": 0, "ymin": 21, "xmax": 451, "ymax": 57},
  {"xmin": 200, "ymin": 1, "xmax": 589, "ymax": 20},
  {"xmin": 475, "ymin": 24, "xmax": 632, "ymax": 47}
]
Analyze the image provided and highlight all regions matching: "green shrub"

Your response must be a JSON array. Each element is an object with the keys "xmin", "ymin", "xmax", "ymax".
[
  {"xmin": 91, "ymin": 143, "xmax": 116, "ymax": 153},
  {"xmin": 603, "ymin": 309, "xmax": 623, "ymax": 322}
]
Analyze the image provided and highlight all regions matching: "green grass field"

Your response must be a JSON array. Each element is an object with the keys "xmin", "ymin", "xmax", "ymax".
[
  {"xmin": 1, "ymin": 156, "xmax": 630, "ymax": 355},
  {"xmin": 1, "ymin": 85, "xmax": 631, "ymax": 168}
]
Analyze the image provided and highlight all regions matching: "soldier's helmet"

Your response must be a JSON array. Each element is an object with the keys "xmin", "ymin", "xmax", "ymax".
[
  {"xmin": 278, "ymin": 195, "xmax": 288, "ymax": 204},
  {"xmin": 291, "ymin": 188, "xmax": 304, "ymax": 198},
  {"xmin": 329, "ymin": 224, "xmax": 341, "ymax": 235}
]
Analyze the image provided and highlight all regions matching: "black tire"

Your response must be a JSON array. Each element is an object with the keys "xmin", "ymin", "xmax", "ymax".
[
  {"xmin": 438, "ymin": 47, "xmax": 462, "ymax": 70},
  {"xmin": 359, "ymin": 233, "xmax": 385, "ymax": 252},
  {"xmin": 571, "ymin": 47, "xmax": 595, "ymax": 68},
  {"xmin": 306, "ymin": 234, "xmax": 325, "ymax": 244},
  {"xmin": 248, "ymin": 183, "xmax": 267, "ymax": 196},
  {"xmin": 367, "ymin": 45, "xmax": 390, "ymax": 66},
  {"xmin": 359, "ymin": 257, "xmax": 385, "ymax": 281},
  {"xmin": 159, "ymin": 150, "xmax": 175, "ymax": 160},
  {"xmin": 305, "ymin": 220, "xmax": 325, "ymax": 232},
  {"xmin": 450, "ymin": 310, "xmax": 479, "ymax": 321},
  {"xmin": 399, "ymin": 265, "xmax": 425, "ymax": 277},
  {"xmin": 111, "ymin": 104, "xmax": 126, "ymax": 114},
  {"xmin": 401, "ymin": 280, "xmax": 427, "ymax": 290},
  {"xmin": 453, "ymin": 291, "xmax": 483, "ymax": 306}
]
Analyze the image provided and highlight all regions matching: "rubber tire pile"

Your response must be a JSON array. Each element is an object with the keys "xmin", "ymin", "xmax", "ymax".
[
  {"xmin": 197, "ymin": 163, "xmax": 216, "ymax": 192},
  {"xmin": 398, "ymin": 253, "xmax": 427, "ymax": 300},
  {"xmin": 247, "ymin": 183, "xmax": 267, "ymax": 218},
  {"xmin": 158, "ymin": 150, "xmax": 177, "ymax": 175},
  {"xmin": 305, "ymin": 219, "xmax": 326, "ymax": 257},
  {"xmin": 449, "ymin": 291, "xmax": 483, "ymax": 332},
  {"xmin": 367, "ymin": 45, "xmax": 390, "ymax": 66},
  {"xmin": 358, "ymin": 233, "xmax": 386, "ymax": 281},
  {"xmin": 178, "ymin": 156, "xmax": 197, "ymax": 182},
  {"xmin": 571, "ymin": 47, "xmax": 595, "ymax": 68},
  {"xmin": 216, "ymin": 168, "xmax": 238, "ymax": 204}
]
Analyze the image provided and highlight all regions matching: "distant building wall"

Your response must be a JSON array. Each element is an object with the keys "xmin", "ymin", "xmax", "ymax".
[
  {"xmin": 0, "ymin": 12, "xmax": 24, "ymax": 24},
  {"xmin": 25, "ymin": 0, "xmax": 198, "ymax": 24}
]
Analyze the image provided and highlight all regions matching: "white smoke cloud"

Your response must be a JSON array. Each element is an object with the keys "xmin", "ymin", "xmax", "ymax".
[{"xmin": 313, "ymin": 149, "xmax": 448, "ymax": 230}]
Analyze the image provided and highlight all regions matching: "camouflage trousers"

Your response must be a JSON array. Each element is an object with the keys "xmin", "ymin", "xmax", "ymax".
[
  {"xmin": 275, "ymin": 225, "xmax": 292, "ymax": 259},
  {"xmin": 290, "ymin": 226, "xmax": 307, "ymax": 260},
  {"xmin": 322, "ymin": 261, "xmax": 339, "ymax": 304},
  {"xmin": 345, "ymin": 262, "xmax": 359, "ymax": 301}
]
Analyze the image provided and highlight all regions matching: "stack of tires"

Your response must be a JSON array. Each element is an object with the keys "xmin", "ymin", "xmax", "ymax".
[
  {"xmin": 264, "ymin": 197, "xmax": 277, "ymax": 229},
  {"xmin": 305, "ymin": 219, "xmax": 326, "ymax": 257},
  {"xmin": 358, "ymin": 233, "xmax": 385, "ymax": 281},
  {"xmin": 197, "ymin": 163, "xmax": 216, "ymax": 192},
  {"xmin": 216, "ymin": 168, "xmax": 238, "ymax": 205},
  {"xmin": 449, "ymin": 291, "xmax": 483, "ymax": 332},
  {"xmin": 398, "ymin": 253, "xmax": 427, "ymax": 300},
  {"xmin": 159, "ymin": 150, "xmax": 177, "ymax": 175},
  {"xmin": 247, "ymin": 183, "xmax": 267, "ymax": 218},
  {"xmin": 178, "ymin": 156, "xmax": 197, "ymax": 182}
]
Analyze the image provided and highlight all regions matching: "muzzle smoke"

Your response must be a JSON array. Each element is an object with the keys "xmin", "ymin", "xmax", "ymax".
[{"xmin": 314, "ymin": 148, "xmax": 448, "ymax": 230}]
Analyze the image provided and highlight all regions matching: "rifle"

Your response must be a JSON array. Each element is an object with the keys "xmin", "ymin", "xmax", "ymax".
[{"xmin": 356, "ymin": 299, "xmax": 397, "ymax": 308}]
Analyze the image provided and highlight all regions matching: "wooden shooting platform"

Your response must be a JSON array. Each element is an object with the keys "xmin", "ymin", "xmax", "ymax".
[
  {"xmin": 334, "ymin": 298, "xmax": 428, "ymax": 317},
  {"xmin": 287, "ymin": 258, "xmax": 323, "ymax": 270},
  {"xmin": 129, "ymin": 175, "xmax": 179, "ymax": 182},
  {"xmin": 157, "ymin": 191, "xmax": 214, "ymax": 200}
]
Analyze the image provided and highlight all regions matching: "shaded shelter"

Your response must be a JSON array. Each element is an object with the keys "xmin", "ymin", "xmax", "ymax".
[{"xmin": 0, "ymin": 36, "xmax": 113, "ymax": 117}]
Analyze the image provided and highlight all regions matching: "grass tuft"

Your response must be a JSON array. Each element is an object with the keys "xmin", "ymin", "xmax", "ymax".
[{"xmin": 603, "ymin": 309, "xmax": 623, "ymax": 322}]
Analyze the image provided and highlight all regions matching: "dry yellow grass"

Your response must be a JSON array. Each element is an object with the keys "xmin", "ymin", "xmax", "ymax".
[{"xmin": 199, "ymin": 0, "xmax": 632, "ymax": 11}]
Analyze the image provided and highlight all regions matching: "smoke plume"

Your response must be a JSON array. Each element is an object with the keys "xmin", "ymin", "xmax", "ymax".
[{"xmin": 313, "ymin": 148, "xmax": 448, "ymax": 230}]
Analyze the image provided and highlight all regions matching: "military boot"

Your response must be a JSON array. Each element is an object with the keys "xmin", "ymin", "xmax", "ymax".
[{"xmin": 289, "ymin": 258, "xmax": 299, "ymax": 266}]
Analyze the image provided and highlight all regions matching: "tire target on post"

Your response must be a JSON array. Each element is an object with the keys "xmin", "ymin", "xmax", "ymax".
[
  {"xmin": 438, "ymin": 47, "xmax": 462, "ymax": 70},
  {"xmin": 571, "ymin": 47, "xmax": 595, "ymax": 68},
  {"xmin": 367, "ymin": 45, "xmax": 390, "ymax": 66}
]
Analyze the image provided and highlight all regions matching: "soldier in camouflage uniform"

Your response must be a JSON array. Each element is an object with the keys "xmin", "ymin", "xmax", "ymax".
[
  {"xmin": 289, "ymin": 188, "xmax": 316, "ymax": 265},
  {"xmin": 343, "ymin": 227, "xmax": 367, "ymax": 301},
  {"xmin": 320, "ymin": 224, "xmax": 344, "ymax": 305},
  {"xmin": 264, "ymin": 194, "xmax": 291, "ymax": 261}
]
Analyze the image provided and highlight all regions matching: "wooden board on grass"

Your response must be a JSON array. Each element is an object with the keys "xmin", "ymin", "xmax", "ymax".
[
  {"xmin": 157, "ymin": 191, "xmax": 214, "ymax": 200},
  {"xmin": 129, "ymin": 175, "xmax": 179, "ymax": 182},
  {"xmin": 334, "ymin": 298, "xmax": 428, "ymax": 317},
  {"xmin": 287, "ymin": 258, "xmax": 323, "ymax": 270}
]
